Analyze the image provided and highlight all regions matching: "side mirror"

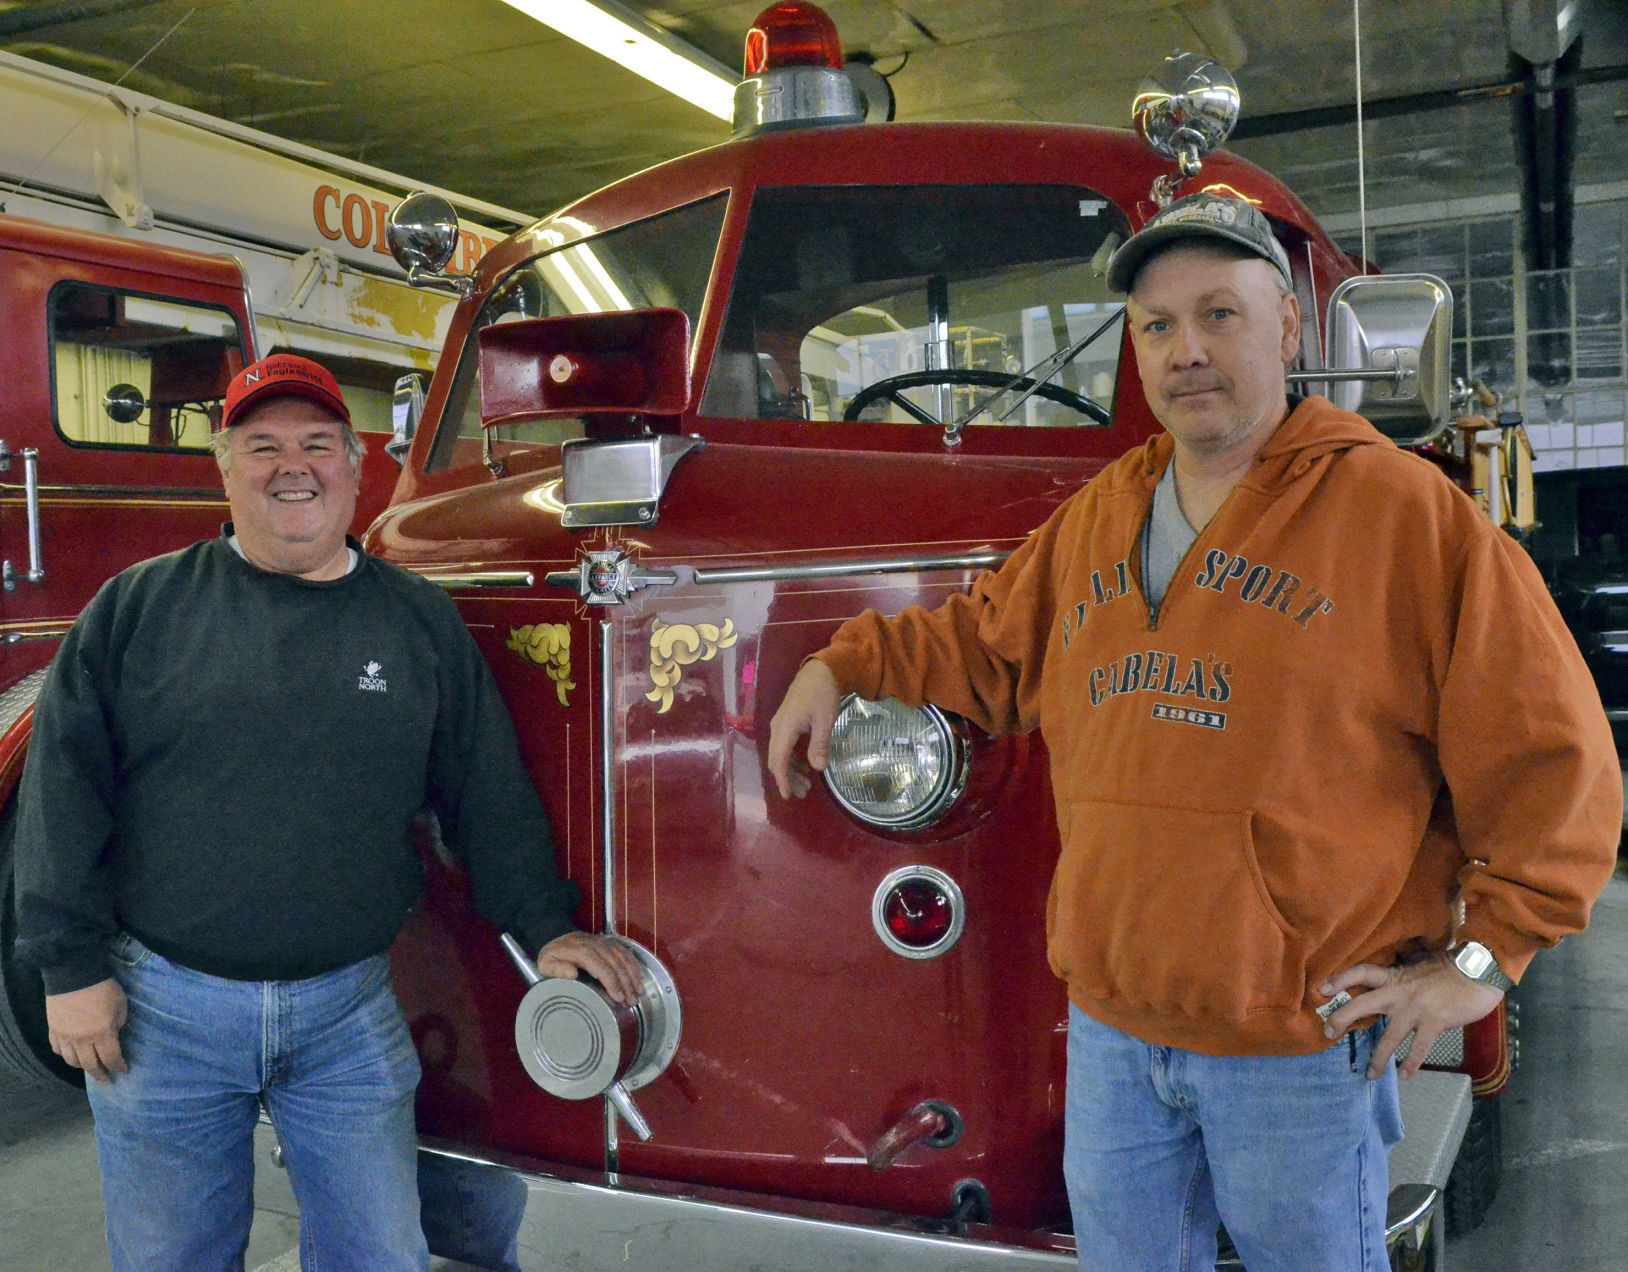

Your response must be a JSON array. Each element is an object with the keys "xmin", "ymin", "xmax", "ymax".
[
  {"xmin": 1300, "ymin": 274, "xmax": 1453, "ymax": 446},
  {"xmin": 388, "ymin": 373, "xmax": 426, "ymax": 466},
  {"xmin": 387, "ymin": 192, "xmax": 470, "ymax": 297},
  {"xmin": 103, "ymin": 383, "xmax": 146, "ymax": 425}
]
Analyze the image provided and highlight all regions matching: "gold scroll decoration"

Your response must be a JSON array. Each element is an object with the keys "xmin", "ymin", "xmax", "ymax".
[
  {"xmin": 506, "ymin": 623, "xmax": 575, "ymax": 707},
  {"xmin": 646, "ymin": 618, "xmax": 737, "ymax": 714}
]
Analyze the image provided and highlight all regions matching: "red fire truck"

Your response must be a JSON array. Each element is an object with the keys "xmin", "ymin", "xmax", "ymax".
[
  {"xmin": 0, "ymin": 5, "xmax": 1504, "ymax": 1269},
  {"xmin": 359, "ymin": 5, "xmax": 1503, "ymax": 1268}
]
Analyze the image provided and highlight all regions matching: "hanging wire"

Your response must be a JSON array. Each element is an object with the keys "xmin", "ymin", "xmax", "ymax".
[
  {"xmin": 2, "ymin": 4, "xmax": 199, "ymax": 206},
  {"xmin": 1353, "ymin": 0, "xmax": 1369, "ymax": 269}
]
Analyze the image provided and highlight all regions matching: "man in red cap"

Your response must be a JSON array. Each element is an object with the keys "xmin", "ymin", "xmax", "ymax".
[
  {"xmin": 208, "ymin": 352, "xmax": 368, "ymax": 579},
  {"xmin": 15, "ymin": 353, "xmax": 640, "ymax": 1271}
]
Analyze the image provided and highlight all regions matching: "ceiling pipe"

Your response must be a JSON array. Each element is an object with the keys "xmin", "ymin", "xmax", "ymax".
[
  {"xmin": 0, "ymin": 0, "xmax": 169, "ymax": 38},
  {"xmin": 1230, "ymin": 61, "xmax": 1627, "ymax": 139},
  {"xmin": 1506, "ymin": 0, "xmax": 1584, "ymax": 273},
  {"xmin": 1510, "ymin": 40, "xmax": 1581, "ymax": 274}
]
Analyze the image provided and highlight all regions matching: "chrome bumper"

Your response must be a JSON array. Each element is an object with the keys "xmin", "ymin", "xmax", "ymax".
[
  {"xmin": 265, "ymin": 1069, "xmax": 1476, "ymax": 1271},
  {"xmin": 415, "ymin": 1142, "xmax": 1077, "ymax": 1271}
]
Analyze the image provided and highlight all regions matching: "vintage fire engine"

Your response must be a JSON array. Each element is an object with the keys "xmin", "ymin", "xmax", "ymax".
[
  {"xmin": 352, "ymin": 5, "xmax": 1503, "ymax": 1268},
  {"xmin": 0, "ymin": 5, "xmax": 1504, "ymax": 1269}
]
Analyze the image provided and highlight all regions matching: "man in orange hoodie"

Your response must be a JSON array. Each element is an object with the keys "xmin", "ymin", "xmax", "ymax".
[{"xmin": 767, "ymin": 194, "xmax": 1620, "ymax": 1271}]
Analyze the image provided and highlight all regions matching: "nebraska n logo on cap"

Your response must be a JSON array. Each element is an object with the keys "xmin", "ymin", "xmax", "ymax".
[{"xmin": 244, "ymin": 370, "xmax": 261, "ymax": 384}]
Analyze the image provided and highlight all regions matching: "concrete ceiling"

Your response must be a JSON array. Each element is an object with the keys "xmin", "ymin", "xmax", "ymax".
[{"xmin": 1, "ymin": 0, "xmax": 1626, "ymax": 228}]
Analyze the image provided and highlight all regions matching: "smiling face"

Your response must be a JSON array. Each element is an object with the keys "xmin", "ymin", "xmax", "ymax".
[
  {"xmin": 218, "ymin": 396, "xmax": 360, "ymax": 580},
  {"xmin": 1126, "ymin": 242, "xmax": 1301, "ymax": 462}
]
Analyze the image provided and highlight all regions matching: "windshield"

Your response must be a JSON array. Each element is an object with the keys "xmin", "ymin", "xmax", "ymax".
[
  {"xmin": 700, "ymin": 185, "xmax": 1131, "ymax": 428},
  {"xmin": 427, "ymin": 194, "xmax": 726, "ymax": 472}
]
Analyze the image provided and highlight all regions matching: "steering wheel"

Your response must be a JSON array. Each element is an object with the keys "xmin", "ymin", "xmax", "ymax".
[{"xmin": 841, "ymin": 369, "xmax": 1110, "ymax": 426}]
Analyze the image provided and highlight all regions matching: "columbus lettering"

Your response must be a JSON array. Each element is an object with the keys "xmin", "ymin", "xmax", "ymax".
[
  {"xmin": 1060, "ymin": 558, "xmax": 1133, "ymax": 648},
  {"xmin": 1193, "ymin": 550, "xmax": 1335, "ymax": 630},
  {"xmin": 1088, "ymin": 651, "xmax": 1232, "ymax": 708}
]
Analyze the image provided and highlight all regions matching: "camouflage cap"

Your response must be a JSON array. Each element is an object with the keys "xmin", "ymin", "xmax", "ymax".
[{"xmin": 1106, "ymin": 193, "xmax": 1293, "ymax": 295}]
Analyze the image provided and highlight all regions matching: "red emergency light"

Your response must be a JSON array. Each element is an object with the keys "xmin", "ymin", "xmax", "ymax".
[
  {"xmin": 743, "ymin": 2, "xmax": 843, "ymax": 77},
  {"xmin": 731, "ymin": 0, "xmax": 865, "ymax": 138}
]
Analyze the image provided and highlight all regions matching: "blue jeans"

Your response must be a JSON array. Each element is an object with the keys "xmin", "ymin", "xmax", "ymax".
[
  {"xmin": 1064, "ymin": 1006, "xmax": 1403, "ymax": 1272},
  {"xmin": 87, "ymin": 932, "xmax": 428, "ymax": 1272}
]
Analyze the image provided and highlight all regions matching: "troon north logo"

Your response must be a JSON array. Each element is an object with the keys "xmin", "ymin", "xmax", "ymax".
[{"xmin": 358, "ymin": 661, "xmax": 387, "ymax": 693}]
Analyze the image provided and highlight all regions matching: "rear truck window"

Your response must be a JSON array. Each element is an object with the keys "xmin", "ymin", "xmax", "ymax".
[
  {"xmin": 700, "ymin": 184, "xmax": 1133, "ymax": 429},
  {"xmin": 49, "ymin": 282, "xmax": 247, "ymax": 452}
]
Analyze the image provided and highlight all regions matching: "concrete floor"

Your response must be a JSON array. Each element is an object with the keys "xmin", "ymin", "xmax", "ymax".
[
  {"xmin": 0, "ymin": 1087, "xmax": 487, "ymax": 1271},
  {"xmin": 3, "ymin": 870, "xmax": 1626, "ymax": 1271}
]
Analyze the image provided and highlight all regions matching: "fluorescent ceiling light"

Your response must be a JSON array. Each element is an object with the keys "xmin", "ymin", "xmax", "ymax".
[{"xmin": 498, "ymin": 0, "xmax": 738, "ymax": 120}]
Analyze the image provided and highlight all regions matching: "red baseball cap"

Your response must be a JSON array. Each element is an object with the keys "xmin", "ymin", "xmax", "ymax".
[{"xmin": 220, "ymin": 354, "xmax": 350, "ymax": 430}]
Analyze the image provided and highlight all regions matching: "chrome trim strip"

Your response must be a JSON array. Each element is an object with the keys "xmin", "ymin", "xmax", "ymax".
[
  {"xmin": 1, "ymin": 624, "xmax": 72, "ymax": 645},
  {"xmin": 692, "ymin": 551, "xmax": 1008, "ymax": 585},
  {"xmin": 597, "ymin": 618, "xmax": 619, "ymax": 1169},
  {"xmin": 0, "ymin": 482, "xmax": 224, "ymax": 500},
  {"xmin": 412, "ymin": 569, "xmax": 536, "ymax": 590},
  {"xmin": 1605, "ymin": 708, "xmax": 1628, "ymax": 721},
  {"xmin": 598, "ymin": 617, "xmax": 617, "ymax": 938}
]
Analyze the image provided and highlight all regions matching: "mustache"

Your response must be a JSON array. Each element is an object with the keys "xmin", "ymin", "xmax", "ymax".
[{"xmin": 1163, "ymin": 375, "xmax": 1226, "ymax": 397}]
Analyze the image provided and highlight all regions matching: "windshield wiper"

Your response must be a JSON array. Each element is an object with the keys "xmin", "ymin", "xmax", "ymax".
[{"xmin": 943, "ymin": 305, "xmax": 1125, "ymax": 445}]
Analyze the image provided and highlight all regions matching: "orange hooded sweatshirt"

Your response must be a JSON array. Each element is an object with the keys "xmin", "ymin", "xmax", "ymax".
[{"xmin": 816, "ymin": 396, "xmax": 1621, "ymax": 1057}]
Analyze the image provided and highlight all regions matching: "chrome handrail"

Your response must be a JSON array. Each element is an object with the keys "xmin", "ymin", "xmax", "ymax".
[
  {"xmin": 692, "ymin": 551, "xmax": 1007, "ymax": 586},
  {"xmin": 1, "ymin": 444, "xmax": 45, "ymax": 591}
]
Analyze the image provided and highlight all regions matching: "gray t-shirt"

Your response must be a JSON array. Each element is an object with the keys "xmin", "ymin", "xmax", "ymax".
[{"xmin": 1140, "ymin": 459, "xmax": 1196, "ymax": 614}]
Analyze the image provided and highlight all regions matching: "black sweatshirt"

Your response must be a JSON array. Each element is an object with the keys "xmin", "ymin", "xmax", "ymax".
[{"xmin": 15, "ymin": 531, "xmax": 580, "ymax": 994}]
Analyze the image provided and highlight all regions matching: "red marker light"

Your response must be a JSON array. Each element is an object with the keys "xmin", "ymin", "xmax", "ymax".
[
  {"xmin": 743, "ymin": 2, "xmax": 843, "ymax": 77},
  {"xmin": 884, "ymin": 879, "xmax": 954, "ymax": 948}
]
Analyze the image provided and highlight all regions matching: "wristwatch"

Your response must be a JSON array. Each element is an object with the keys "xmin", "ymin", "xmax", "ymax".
[{"xmin": 1448, "ymin": 941, "xmax": 1515, "ymax": 992}]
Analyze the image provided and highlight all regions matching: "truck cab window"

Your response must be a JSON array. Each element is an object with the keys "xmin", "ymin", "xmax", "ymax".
[
  {"xmin": 427, "ymin": 194, "xmax": 727, "ymax": 474},
  {"xmin": 700, "ymin": 185, "xmax": 1131, "ymax": 428},
  {"xmin": 49, "ymin": 283, "xmax": 246, "ymax": 450}
]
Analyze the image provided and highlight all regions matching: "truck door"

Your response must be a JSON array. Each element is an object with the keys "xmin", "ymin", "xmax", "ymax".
[
  {"xmin": 0, "ymin": 240, "xmax": 250, "ymax": 690},
  {"xmin": 592, "ymin": 182, "xmax": 1133, "ymax": 1229}
]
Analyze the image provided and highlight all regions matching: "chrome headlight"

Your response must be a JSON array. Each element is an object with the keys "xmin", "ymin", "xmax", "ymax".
[{"xmin": 824, "ymin": 695, "xmax": 967, "ymax": 829}]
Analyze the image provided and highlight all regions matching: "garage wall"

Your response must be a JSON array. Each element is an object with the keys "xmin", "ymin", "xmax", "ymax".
[{"xmin": 1336, "ymin": 198, "xmax": 1628, "ymax": 474}]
